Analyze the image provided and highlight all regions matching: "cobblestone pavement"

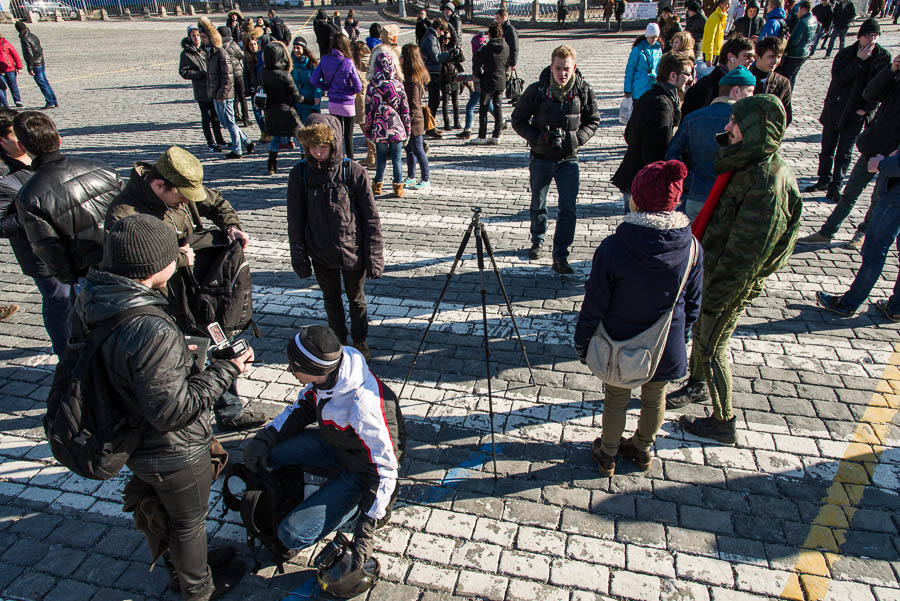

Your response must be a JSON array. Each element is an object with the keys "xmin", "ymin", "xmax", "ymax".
[{"xmin": 0, "ymin": 11, "xmax": 899, "ymax": 601}]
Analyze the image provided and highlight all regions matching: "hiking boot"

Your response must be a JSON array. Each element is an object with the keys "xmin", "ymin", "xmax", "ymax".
[
  {"xmin": 552, "ymin": 260, "xmax": 574, "ymax": 274},
  {"xmin": 169, "ymin": 546, "xmax": 238, "ymax": 591},
  {"xmin": 224, "ymin": 152, "xmax": 242, "ymax": 159},
  {"xmin": 0, "ymin": 304, "xmax": 19, "ymax": 321},
  {"xmin": 352, "ymin": 341, "xmax": 371, "ymax": 362},
  {"xmin": 803, "ymin": 180, "xmax": 829, "ymax": 193},
  {"xmin": 846, "ymin": 230, "xmax": 865, "ymax": 250},
  {"xmin": 816, "ymin": 291, "xmax": 854, "ymax": 317},
  {"xmin": 217, "ymin": 409, "xmax": 267, "ymax": 432},
  {"xmin": 874, "ymin": 300, "xmax": 900, "ymax": 323},
  {"xmin": 679, "ymin": 414, "xmax": 737, "ymax": 445},
  {"xmin": 528, "ymin": 243, "xmax": 542, "ymax": 260},
  {"xmin": 590, "ymin": 437, "xmax": 616, "ymax": 477},
  {"xmin": 796, "ymin": 231, "xmax": 832, "ymax": 245},
  {"xmin": 620, "ymin": 437, "xmax": 652, "ymax": 471},
  {"xmin": 456, "ymin": 129, "xmax": 471, "ymax": 139},
  {"xmin": 665, "ymin": 377, "xmax": 710, "ymax": 410},
  {"xmin": 372, "ymin": 181, "xmax": 383, "ymax": 195}
]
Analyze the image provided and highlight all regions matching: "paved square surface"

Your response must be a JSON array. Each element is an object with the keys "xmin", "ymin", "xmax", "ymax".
[{"xmin": 0, "ymin": 10, "xmax": 899, "ymax": 601}]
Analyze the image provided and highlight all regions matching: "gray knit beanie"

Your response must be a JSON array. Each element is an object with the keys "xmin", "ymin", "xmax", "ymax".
[{"xmin": 103, "ymin": 214, "xmax": 178, "ymax": 279}]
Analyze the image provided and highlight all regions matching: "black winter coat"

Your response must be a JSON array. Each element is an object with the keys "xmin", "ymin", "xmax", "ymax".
[
  {"xmin": 314, "ymin": 16, "xmax": 340, "ymax": 57},
  {"xmin": 0, "ymin": 159, "xmax": 40, "ymax": 277},
  {"xmin": 502, "ymin": 21, "xmax": 519, "ymax": 67},
  {"xmin": 207, "ymin": 45, "xmax": 233, "ymax": 101},
  {"xmin": 832, "ymin": 0, "xmax": 855, "ymax": 29},
  {"xmin": 179, "ymin": 37, "xmax": 210, "ymax": 103},
  {"xmin": 72, "ymin": 268, "xmax": 239, "ymax": 473},
  {"xmin": 681, "ymin": 65, "xmax": 725, "ymax": 118},
  {"xmin": 812, "ymin": 2, "xmax": 833, "ymax": 30},
  {"xmin": 685, "ymin": 12, "xmax": 707, "ymax": 47},
  {"xmin": 857, "ymin": 64, "xmax": 900, "ymax": 157},
  {"xmin": 16, "ymin": 151, "xmax": 122, "ymax": 284},
  {"xmin": 415, "ymin": 17, "xmax": 430, "ymax": 45},
  {"xmin": 473, "ymin": 38, "xmax": 509, "ymax": 93},
  {"xmin": 820, "ymin": 42, "xmax": 891, "ymax": 129},
  {"xmin": 18, "ymin": 29, "xmax": 43, "ymax": 69},
  {"xmin": 223, "ymin": 38, "xmax": 244, "ymax": 82},
  {"xmin": 287, "ymin": 114, "xmax": 384, "ymax": 278},
  {"xmin": 574, "ymin": 212, "xmax": 703, "ymax": 382},
  {"xmin": 732, "ymin": 14, "xmax": 765, "ymax": 38},
  {"xmin": 511, "ymin": 67, "xmax": 601, "ymax": 162},
  {"xmin": 612, "ymin": 82, "xmax": 680, "ymax": 192},
  {"xmin": 261, "ymin": 43, "xmax": 302, "ymax": 137}
]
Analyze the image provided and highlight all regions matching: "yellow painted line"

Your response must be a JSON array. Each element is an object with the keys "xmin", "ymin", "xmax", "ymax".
[
  {"xmin": 301, "ymin": 11, "xmax": 316, "ymax": 28},
  {"xmin": 779, "ymin": 344, "xmax": 900, "ymax": 600}
]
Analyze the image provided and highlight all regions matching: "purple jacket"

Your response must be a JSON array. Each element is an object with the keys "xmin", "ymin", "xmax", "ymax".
[{"xmin": 310, "ymin": 49, "xmax": 363, "ymax": 106}]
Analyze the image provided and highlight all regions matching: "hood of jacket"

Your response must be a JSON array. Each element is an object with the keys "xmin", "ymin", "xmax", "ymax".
[
  {"xmin": 301, "ymin": 113, "xmax": 344, "ymax": 179},
  {"xmin": 199, "ymin": 17, "xmax": 222, "ymax": 48},
  {"xmin": 263, "ymin": 40, "xmax": 291, "ymax": 71},
  {"xmin": 181, "ymin": 36, "xmax": 199, "ymax": 53},
  {"xmin": 367, "ymin": 44, "xmax": 402, "ymax": 82},
  {"xmin": 716, "ymin": 93, "xmax": 785, "ymax": 172},
  {"xmin": 371, "ymin": 47, "xmax": 397, "ymax": 81},
  {"xmin": 75, "ymin": 267, "xmax": 169, "ymax": 327},
  {"xmin": 616, "ymin": 211, "xmax": 693, "ymax": 274},
  {"xmin": 765, "ymin": 7, "xmax": 786, "ymax": 19},
  {"xmin": 226, "ymin": 9, "xmax": 244, "ymax": 22}
]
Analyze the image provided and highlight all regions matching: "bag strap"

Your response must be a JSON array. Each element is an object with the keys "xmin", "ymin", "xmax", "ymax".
[
  {"xmin": 671, "ymin": 237, "xmax": 698, "ymax": 313},
  {"xmin": 73, "ymin": 306, "xmax": 168, "ymax": 381}
]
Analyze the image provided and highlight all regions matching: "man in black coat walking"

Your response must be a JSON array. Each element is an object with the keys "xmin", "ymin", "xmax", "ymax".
[
  {"xmin": 14, "ymin": 21, "xmax": 56, "ymax": 109},
  {"xmin": 803, "ymin": 19, "xmax": 889, "ymax": 202},
  {"xmin": 495, "ymin": 8, "xmax": 518, "ymax": 70},
  {"xmin": 471, "ymin": 24, "xmax": 509, "ymax": 145},
  {"xmin": 613, "ymin": 52, "xmax": 695, "ymax": 214}
]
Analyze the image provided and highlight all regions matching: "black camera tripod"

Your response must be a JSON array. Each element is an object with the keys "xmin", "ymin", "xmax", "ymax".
[{"xmin": 399, "ymin": 208, "xmax": 534, "ymax": 478}]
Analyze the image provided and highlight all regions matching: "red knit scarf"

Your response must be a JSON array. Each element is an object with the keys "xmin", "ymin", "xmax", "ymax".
[{"xmin": 692, "ymin": 171, "xmax": 735, "ymax": 239}]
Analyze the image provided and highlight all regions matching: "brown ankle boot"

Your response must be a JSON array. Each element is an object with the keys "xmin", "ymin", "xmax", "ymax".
[
  {"xmin": 393, "ymin": 182, "xmax": 404, "ymax": 198},
  {"xmin": 372, "ymin": 181, "xmax": 383, "ymax": 195}
]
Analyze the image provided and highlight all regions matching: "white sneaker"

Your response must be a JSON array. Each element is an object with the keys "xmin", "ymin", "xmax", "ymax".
[
  {"xmin": 468, "ymin": 138, "xmax": 487, "ymax": 145},
  {"xmin": 487, "ymin": 136, "xmax": 500, "ymax": 145}
]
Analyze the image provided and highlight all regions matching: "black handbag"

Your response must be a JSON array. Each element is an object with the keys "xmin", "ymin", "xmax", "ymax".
[{"xmin": 506, "ymin": 67, "xmax": 524, "ymax": 103}]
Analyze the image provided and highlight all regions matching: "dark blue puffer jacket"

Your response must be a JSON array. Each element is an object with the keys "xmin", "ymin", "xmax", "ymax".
[{"xmin": 574, "ymin": 212, "xmax": 703, "ymax": 382}]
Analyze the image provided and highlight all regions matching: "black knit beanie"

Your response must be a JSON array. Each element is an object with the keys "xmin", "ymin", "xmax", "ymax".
[
  {"xmin": 858, "ymin": 18, "xmax": 881, "ymax": 38},
  {"xmin": 286, "ymin": 325, "xmax": 343, "ymax": 376},
  {"xmin": 102, "ymin": 214, "xmax": 178, "ymax": 279},
  {"xmin": 14, "ymin": 21, "xmax": 26, "ymax": 33}
]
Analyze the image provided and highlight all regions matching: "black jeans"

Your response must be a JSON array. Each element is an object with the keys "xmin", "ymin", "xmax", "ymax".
[
  {"xmin": 441, "ymin": 82, "xmax": 459, "ymax": 128},
  {"xmin": 821, "ymin": 152, "xmax": 880, "ymax": 237},
  {"xmin": 479, "ymin": 90, "xmax": 503, "ymax": 139},
  {"xmin": 133, "ymin": 453, "xmax": 213, "ymax": 601},
  {"xmin": 197, "ymin": 100, "xmax": 226, "ymax": 148},
  {"xmin": 233, "ymin": 77, "xmax": 249, "ymax": 126},
  {"xmin": 777, "ymin": 56, "xmax": 807, "ymax": 90},
  {"xmin": 427, "ymin": 77, "xmax": 442, "ymax": 127},
  {"xmin": 817, "ymin": 112, "xmax": 865, "ymax": 194},
  {"xmin": 338, "ymin": 114, "xmax": 355, "ymax": 159},
  {"xmin": 312, "ymin": 261, "xmax": 368, "ymax": 342}
]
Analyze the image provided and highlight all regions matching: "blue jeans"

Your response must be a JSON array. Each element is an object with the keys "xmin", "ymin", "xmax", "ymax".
[
  {"xmin": 268, "ymin": 429, "xmax": 366, "ymax": 550},
  {"xmin": 529, "ymin": 156, "xmax": 579, "ymax": 261},
  {"xmin": 32, "ymin": 274, "xmax": 72, "ymax": 356},
  {"xmin": 2, "ymin": 71, "xmax": 20, "ymax": 104},
  {"xmin": 826, "ymin": 28, "xmax": 847, "ymax": 56},
  {"xmin": 821, "ymin": 153, "xmax": 878, "ymax": 238},
  {"xmin": 375, "ymin": 141, "xmax": 402, "ymax": 184},
  {"xmin": 810, "ymin": 25, "xmax": 827, "ymax": 54},
  {"xmin": 32, "ymin": 66, "xmax": 56, "ymax": 106},
  {"xmin": 214, "ymin": 99, "xmax": 251, "ymax": 155},
  {"xmin": 405, "ymin": 134, "xmax": 429, "ymax": 181},
  {"xmin": 839, "ymin": 193, "xmax": 900, "ymax": 313},
  {"xmin": 269, "ymin": 135, "xmax": 291, "ymax": 152},
  {"xmin": 464, "ymin": 90, "xmax": 494, "ymax": 131}
]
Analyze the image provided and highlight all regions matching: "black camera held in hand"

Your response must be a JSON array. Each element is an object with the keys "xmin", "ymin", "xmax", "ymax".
[
  {"xmin": 207, "ymin": 321, "xmax": 250, "ymax": 360},
  {"xmin": 549, "ymin": 127, "xmax": 565, "ymax": 151}
]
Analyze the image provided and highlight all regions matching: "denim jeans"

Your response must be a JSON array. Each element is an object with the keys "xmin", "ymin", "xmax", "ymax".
[
  {"xmin": 375, "ymin": 141, "xmax": 403, "ymax": 184},
  {"xmin": 826, "ymin": 27, "xmax": 848, "ymax": 56},
  {"xmin": 478, "ymin": 90, "xmax": 503, "ymax": 139},
  {"xmin": 131, "ymin": 453, "xmax": 214, "ymax": 600},
  {"xmin": 405, "ymin": 134, "xmax": 429, "ymax": 181},
  {"xmin": 269, "ymin": 135, "xmax": 291, "ymax": 152},
  {"xmin": 529, "ymin": 156, "xmax": 579, "ymax": 261},
  {"xmin": 32, "ymin": 66, "xmax": 56, "ymax": 106},
  {"xmin": 2, "ymin": 71, "xmax": 20, "ymax": 104},
  {"xmin": 212, "ymin": 383, "xmax": 245, "ymax": 423},
  {"xmin": 839, "ymin": 194, "xmax": 900, "ymax": 313},
  {"xmin": 268, "ymin": 429, "xmax": 366, "ymax": 550},
  {"xmin": 821, "ymin": 153, "xmax": 878, "ymax": 237},
  {"xmin": 214, "ymin": 98, "xmax": 251, "ymax": 155},
  {"xmin": 252, "ymin": 103, "xmax": 265, "ymax": 132},
  {"xmin": 810, "ymin": 25, "xmax": 827, "ymax": 53},
  {"xmin": 312, "ymin": 261, "xmax": 368, "ymax": 342},
  {"xmin": 197, "ymin": 100, "xmax": 225, "ymax": 148},
  {"xmin": 31, "ymin": 274, "xmax": 71, "ymax": 356},
  {"xmin": 816, "ymin": 112, "xmax": 865, "ymax": 193},
  {"xmin": 683, "ymin": 195, "xmax": 705, "ymax": 222},
  {"xmin": 464, "ymin": 90, "xmax": 495, "ymax": 131}
]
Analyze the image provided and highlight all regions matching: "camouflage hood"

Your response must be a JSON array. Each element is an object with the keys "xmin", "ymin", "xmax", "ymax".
[{"xmin": 715, "ymin": 94, "xmax": 786, "ymax": 174}]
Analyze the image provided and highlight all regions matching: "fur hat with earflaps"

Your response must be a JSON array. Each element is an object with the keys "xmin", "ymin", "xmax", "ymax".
[{"xmin": 296, "ymin": 122, "xmax": 336, "ymax": 151}]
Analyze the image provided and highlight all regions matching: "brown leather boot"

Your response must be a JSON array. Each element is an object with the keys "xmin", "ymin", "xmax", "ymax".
[
  {"xmin": 393, "ymin": 182, "xmax": 404, "ymax": 198},
  {"xmin": 372, "ymin": 181, "xmax": 383, "ymax": 195}
]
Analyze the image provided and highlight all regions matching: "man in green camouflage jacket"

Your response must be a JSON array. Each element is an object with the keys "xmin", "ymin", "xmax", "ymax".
[{"xmin": 666, "ymin": 94, "xmax": 803, "ymax": 444}]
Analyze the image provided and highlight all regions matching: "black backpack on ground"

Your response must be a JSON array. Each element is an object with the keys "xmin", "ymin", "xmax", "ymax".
[
  {"xmin": 177, "ymin": 229, "xmax": 256, "ymax": 339},
  {"xmin": 43, "ymin": 306, "xmax": 163, "ymax": 481},
  {"xmin": 222, "ymin": 463, "xmax": 306, "ymax": 574}
]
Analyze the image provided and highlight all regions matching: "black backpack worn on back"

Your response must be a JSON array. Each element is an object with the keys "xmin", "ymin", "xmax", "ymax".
[
  {"xmin": 222, "ymin": 463, "xmax": 306, "ymax": 574},
  {"xmin": 43, "ymin": 306, "xmax": 163, "ymax": 481}
]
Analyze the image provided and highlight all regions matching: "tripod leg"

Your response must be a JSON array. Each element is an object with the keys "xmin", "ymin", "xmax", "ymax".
[
  {"xmin": 398, "ymin": 219, "xmax": 477, "ymax": 401},
  {"xmin": 475, "ymin": 220, "xmax": 499, "ymax": 479},
  {"xmin": 480, "ymin": 226, "xmax": 536, "ymax": 384}
]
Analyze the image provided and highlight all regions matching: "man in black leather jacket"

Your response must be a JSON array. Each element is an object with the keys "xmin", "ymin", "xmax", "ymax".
[
  {"xmin": 14, "ymin": 21, "xmax": 57, "ymax": 110},
  {"xmin": 73, "ymin": 214, "xmax": 253, "ymax": 601},
  {"xmin": 14, "ymin": 111, "xmax": 121, "ymax": 286}
]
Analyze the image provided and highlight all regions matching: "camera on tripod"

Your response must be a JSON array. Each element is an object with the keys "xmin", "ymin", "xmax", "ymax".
[{"xmin": 207, "ymin": 321, "xmax": 250, "ymax": 360}]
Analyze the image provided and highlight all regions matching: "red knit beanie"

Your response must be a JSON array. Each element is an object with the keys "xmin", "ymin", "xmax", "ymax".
[{"xmin": 631, "ymin": 160, "xmax": 688, "ymax": 213}]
